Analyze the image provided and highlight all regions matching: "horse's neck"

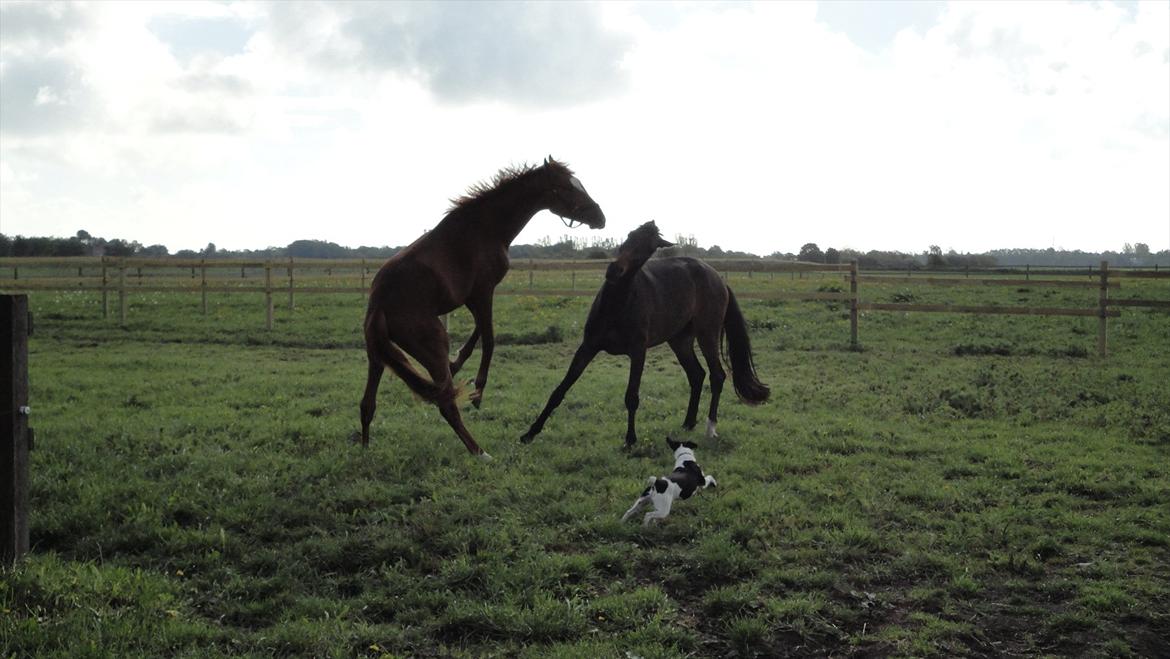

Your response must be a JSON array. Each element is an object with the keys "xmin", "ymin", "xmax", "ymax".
[
  {"xmin": 596, "ymin": 272, "xmax": 638, "ymax": 315},
  {"xmin": 450, "ymin": 190, "xmax": 545, "ymax": 247}
]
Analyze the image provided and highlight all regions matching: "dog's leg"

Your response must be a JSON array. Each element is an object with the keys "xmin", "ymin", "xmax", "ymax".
[
  {"xmin": 642, "ymin": 497, "xmax": 674, "ymax": 526},
  {"xmin": 622, "ymin": 496, "xmax": 651, "ymax": 522}
]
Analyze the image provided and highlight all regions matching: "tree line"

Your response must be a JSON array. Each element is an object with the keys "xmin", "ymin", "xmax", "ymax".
[{"xmin": 2, "ymin": 230, "xmax": 1167, "ymax": 268}]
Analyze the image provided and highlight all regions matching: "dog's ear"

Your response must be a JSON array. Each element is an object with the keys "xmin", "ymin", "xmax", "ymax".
[
  {"xmin": 681, "ymin": 441, "xmax": 699, "ymax": 450},
  {"xmin": 666, "ymin": 437, "xmax": 681, "ymax": 451},
  {"xmin": 654, "ymin": 478, "xmax": 670, "ymax": 494}
]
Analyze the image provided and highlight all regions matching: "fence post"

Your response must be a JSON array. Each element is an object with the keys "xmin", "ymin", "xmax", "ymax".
[
  {"xmin": 2, "ymin": 295, "xmax": 31, "ymax": 565},
  {"xmin": 101, "ymin": 259, "xmax": 109, "ymax": 319},
  {"xmin": 118, "ymin": 263, "xmax": 127, "ymax": 326},
  {"xmin": 265, "ymin": 262, "xmax": 274, "ymax": 330},
  {"xmin": 1098, "ymin": 260, "xmax": 1109, "ymax": 358},
  {"xmin": 849, "ymin": 260, "xmax": 859, "ymax": 350},
  {"xmin": 571, "ymin": 271, "xmax": 576, "ymax": 291},
  {"xmin": 287, "ymin": 257, "xmax": 295, "ymax": 311},
  {"xmin": 200, "ymin": 260, "xmax": 208, "ymax": 315},
  {"xmin": 529, "ymin": 260, "xmax": 534, "ymax": 288},
  {"xmin": 360, "ymin": 259, "xmax": 367, "ymax": 295}
]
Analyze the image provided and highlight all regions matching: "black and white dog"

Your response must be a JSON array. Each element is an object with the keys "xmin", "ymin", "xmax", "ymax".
[{"xmin": 621, "ymin": 438, "xmax": 717, "ymax": 526}]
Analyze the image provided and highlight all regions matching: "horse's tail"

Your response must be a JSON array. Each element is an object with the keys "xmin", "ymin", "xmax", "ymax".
[
  {"xmin": 722, "ymin": 289, "xmax": 770, "ymax": 404},
  {"xmin": 366, "ymin": 311, "xmax": 448, "ymax": 404}
]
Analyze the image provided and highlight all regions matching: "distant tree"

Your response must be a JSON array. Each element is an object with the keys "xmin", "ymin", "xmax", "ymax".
[
  {"xmin": 824, "ymin": 247, "xmax": 840, "ymax": 264},
  {"xmin": 1135, "ymin": 243, "xmax": 1150, "ymax": 258},
  {"xmin": 202, "ymin": 242, "xmax": 217, "ymax": 257},
  {"xmin": 287, "ymin": 239, "xmax": 348, "ymax": 258},
  {"xmin": 104, "ymin": 239, "xmax": 140, "ymax": 257},
  {"xmin": 926, "ymin": 245, "xmax": 945, "ymax": 268},
  {"xmin": 798, "ymin": 243, "xmax": 822, "ymax": 262},
  {"xmin": 140, "ymin": 244, "xmax": 170, "ymax": 257}
]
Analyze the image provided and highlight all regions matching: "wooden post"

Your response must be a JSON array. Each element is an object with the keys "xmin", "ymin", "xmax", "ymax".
[
  {"xmin": 360, "ymin": 259, "xmax": 367, "ymax": 294},
  {"xmin": 529, "ymin": 261, "xmax": 534, "ymax": 289},
  {"xmin": 849, "ymin": 260, "xmax": 859, "ymax": 350},
  {"xmin": 287, "ymin": 257, "xmax": 294, "ymax": 311},
  {"xmin": 2, "ymin": 295, "xmax": 31, "ymax": 565},
  {"xmin": 100, "ymin": 260, "xmax": 109, "ymax": 319},
  {"xmin": 265, "ymin": 263, "xmax": 274, "ymax": 330},
  {"xmin": 1098, "ymin": 260, "xmax": 1109, "ymax": 358},
  {"xmin": 1025, "ymin": 264, "xmax": 1030, "ymax": 281},
  {"xmin": 118, "ymin": 263, "xmax": 127, "ymax": 326},
  {"xmin": 200, "ymin": 260, "xmax": 208, "ymax": 315},
  {"xmin": 571, "ymin": 271, "xmax": 576, "ymax": 291}
]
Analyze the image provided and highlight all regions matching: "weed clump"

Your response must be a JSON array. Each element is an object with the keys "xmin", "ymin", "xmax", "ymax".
[
  {"xmin": 496, "ymin": 325, "xmax": 563, "ymax": 345},
  {"xmin": 953, "ymin": 342, "xmax": 1013, "ymax": 356}
]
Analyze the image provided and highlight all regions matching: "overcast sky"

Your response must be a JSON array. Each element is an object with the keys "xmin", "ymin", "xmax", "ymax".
[{"xmin": 1, "ymin": 1, "xmax": 1167, "ymax": 254}]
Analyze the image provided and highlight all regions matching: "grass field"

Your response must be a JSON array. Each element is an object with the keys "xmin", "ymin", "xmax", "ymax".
[{"xmin": 3, "ymin": 271, "xmax": 1169, "ymax": 658}]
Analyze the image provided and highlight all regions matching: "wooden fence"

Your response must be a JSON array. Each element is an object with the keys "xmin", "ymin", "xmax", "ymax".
[{"xmin": 2, "ymin": 257, "xmax": 1168, "ymax": 357}]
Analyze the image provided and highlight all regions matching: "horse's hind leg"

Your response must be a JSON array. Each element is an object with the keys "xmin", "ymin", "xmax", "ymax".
[
  {"xmin": 668, "ymin": 333, "xmax": 705, "ymax": 431},
  {"xmin": 359, "ymin": 356, "xmax": 383, "ymax": 447},
  {"xmin": 400, "ymin": 323, "xmax": 491, "ymax": 460},
  {"xmin": 696, "ymin": 330, "xmax": 726, "ymax": 439}
]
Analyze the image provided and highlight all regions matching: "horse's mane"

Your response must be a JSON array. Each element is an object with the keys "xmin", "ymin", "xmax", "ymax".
[{"xmin": 446, "ymin": 159, "xmax": 572, "ymax": 215}]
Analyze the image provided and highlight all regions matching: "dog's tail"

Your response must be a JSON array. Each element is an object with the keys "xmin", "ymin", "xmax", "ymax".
[{"xmin": 722, "ymin": 289, "xmax": 770, "ymax": 404}]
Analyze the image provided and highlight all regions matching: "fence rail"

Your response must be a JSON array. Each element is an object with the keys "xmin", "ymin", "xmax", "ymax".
[{"xmin": 2, "ymin": 257, "xmax": 1167, "ymax": 357}]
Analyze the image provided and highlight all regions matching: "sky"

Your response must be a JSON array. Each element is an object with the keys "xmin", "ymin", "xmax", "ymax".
[{"xmin": 1, "ymin": 0, "xmax": 1167, "ymax": 255}]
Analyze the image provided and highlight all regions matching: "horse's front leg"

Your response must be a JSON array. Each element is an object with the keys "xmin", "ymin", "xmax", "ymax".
[
  {"xmin": 623, "ymin": 347, "xmax": 647, "ymax": 447},
  {"xmin": 521, "ymin": 343, "xmax": 599, "ymax": 443},
  {"xmin": 465, "ymin": 294, "xmax": 495, "ymax": 409},
  {"xmin": 449, "ymin": 323, "xmax": 480, "ymax": 377}
]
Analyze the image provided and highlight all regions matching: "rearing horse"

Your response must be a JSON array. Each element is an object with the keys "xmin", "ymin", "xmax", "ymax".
[
  {"xmin": 521, "ymin": 221, "xmax": 769, "ymax": 447},
  {"xmin": 361, "ymin": 158, "xmax": 605, "ymax": 460}
]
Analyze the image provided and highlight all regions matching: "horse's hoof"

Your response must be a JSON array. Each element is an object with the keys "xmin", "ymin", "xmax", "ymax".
[
  {"xmin": 470, "ymin": 389, "xmax": 483, "ymax": 409},
  {"xmin": 706, "ymin": 420, "xmax": 719, "ymax": 439},
  {"xmin": 519, "ymin": 431, "xmax": 534, "ymax": 444},
  {"xmin": 475, "ymin": 451, "xmax": 493, "ymax": 462}
]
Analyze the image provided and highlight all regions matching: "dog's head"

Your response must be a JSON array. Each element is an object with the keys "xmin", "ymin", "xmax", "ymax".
[{"xmin": 666, "ymin": 437, "xmax": 698, "ymax": 460}]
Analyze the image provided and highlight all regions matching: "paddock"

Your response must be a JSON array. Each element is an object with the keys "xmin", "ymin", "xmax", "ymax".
[{"xmin": 2, "ymin": 274, "xmax": 1168, "ymax": 657}]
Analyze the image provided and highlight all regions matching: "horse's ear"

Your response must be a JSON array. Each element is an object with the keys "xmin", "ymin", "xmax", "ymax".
[
  {"xmin": 545, "ymin": 154, "xmax": 554, "ymax": 165},
  {"xmin": 657, "ymin": 237, "xmax": 675, "ymax": 249}
]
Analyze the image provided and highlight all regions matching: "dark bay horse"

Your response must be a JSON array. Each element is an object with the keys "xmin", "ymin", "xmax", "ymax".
[
  {"xmin": 361, "ymin": 158, "xmax": 605, "ymax": 460},
  {"xmin": 520, "ymin": 221, "xmax": 769, "ymax": 447}
]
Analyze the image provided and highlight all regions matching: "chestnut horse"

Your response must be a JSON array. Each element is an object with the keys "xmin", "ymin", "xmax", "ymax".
[
  {"xmin": 520, "ymin": 221, "xmax": 769, "ymax": 447},
  {"xmin": 361, "ymin": 158, "xmax": 605, "ymax": 460}
]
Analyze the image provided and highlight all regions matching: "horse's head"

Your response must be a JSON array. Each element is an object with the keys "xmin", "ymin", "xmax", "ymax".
[
  {"xmin": 541, "ymin": 156, "xmax": 606, "ymax": 229},
  {"xmin": 606, "ymin": 221, "xmax": 674, "ymax": 283}
]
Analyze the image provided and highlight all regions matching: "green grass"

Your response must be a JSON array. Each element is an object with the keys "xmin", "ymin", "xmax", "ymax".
[{"xmin": 3, "ymin": 275, "xmax": 1169, "ymax": 657}]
